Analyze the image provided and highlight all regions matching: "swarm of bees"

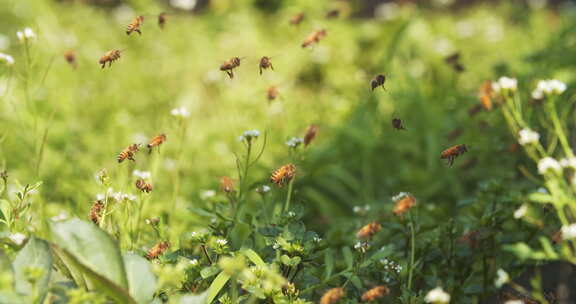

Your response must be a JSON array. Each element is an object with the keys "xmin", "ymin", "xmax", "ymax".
[
  {"xmin": 302, "ymin": 29, "xmax": 327, "ymax": 48},
  {"xmin": 117, "ymin": 143, "xmax": 140, "ymax": 163},
  {"xmin": 99, "ymin": 50, "xmax": 122, "ymax": 69},
  {"xmin": 220, "ymin": 57, "xmax": 242, "ymax": 79},
  {"xmin": 147, "ymin": 134, "xmax": 166, "ymax": 154},
  {"xmin": 146, "ymin": 241, "xmax": 170, "ymax": 260},
  {"xmin": 370, "ymin": 74, "xmax": 386, "ymax": 91},
  {"xmin": 135, "ymin": 179, "xmax": 153, "ymax": 193},
  {"xmin": 270, "ymin": 164, "xmax": 296, "ymax": 187},
  {"xmin": 126, "ymin": 16, "xmax": 144, "ymax": 35},
  {"xmin": 259, "ymin": 56, "xmax": 274, "ymax": 75},
  {"xmin": 440, "ymin": 144, "xmax": 468, "ymax": 166}
]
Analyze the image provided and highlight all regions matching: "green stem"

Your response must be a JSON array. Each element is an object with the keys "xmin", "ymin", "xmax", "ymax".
[
  {"xmin": 407, "ymin": 210, "xmax": 416, "ymax": 291},
  {"xmin": 283, "ymin": 178, "xmax": 295, "ymax": 212},
  {"xmin": 549, "ymin": 101, "xmax": 574, "ymax": 158}
]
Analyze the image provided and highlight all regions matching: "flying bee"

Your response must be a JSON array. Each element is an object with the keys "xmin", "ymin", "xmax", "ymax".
[
  {"xmin": 370, "ymin": 74, "xmax": 386, "ymax": 91},
  {"xmin": 126, "ymin": 15, "xmax": 144, "ymax": 35},
  {"xmin": 392, "ymin": 118, "xmax": 406, "ymax": 130},
  {"xmin": 303, "ymin": 124, "xmax": 318, "ymax": 147},
  {"xmin": 289, "ymin": 12, "xmax": 305, "ymax": 25},
  {"xmin": 220, "ymin": 57, "xmax": 242, "ymax": 79},
  {"xmin": 270, "ymin": 164, "xmax": 296, "ymax": 187},
  {"xmin": 147, "ymin": 134, "xmax": 166, "ymax": 154},
  {"xmin": 440, "ymin": 144, "xmax": 468, "ymax": 167},
  {"xmin": 117, "ymin": 143, "xmax": 140, "ymax": 163},
  {"xmin": 267, "ymin": 86, "xmax": 279, "ymax": 102},
  {"xmin": 302, "ymin": 29, "xmax": 327, "ymax": 48},
  {"xmin": 99, "ymin": 50, "xmax": 122, "ymax": 69},
  {"xmin": 158, "ymin": 12, "xmax": 167, "ymax": 30},
  {"xmin": 135, "ymin": 179, "xmax": 153, "ymax": 193},
  {"xmin": 444, "ymin": 52, "xmax": 465, "ymax": 73},
  {"xmin": 325, "ymin": 9, "xmax": 340, "ymax": 19},
  {"xmin": 89, "ymin": 200, "xmax": 104, "ymax": 225},
  {"xmin": 146, "ymin": 241, "xmax": 170, "ymax": 260},
  {"xmin": 478, "ymin": 80, "xmax": 493, "ymax": 111},
  {"xmin": 64, "ymin": 50, "xmax": 77, "ymax": 68},
  {"xmin": 468, "ymin": 103, "xmax": 483, "ymax": 117},
  {"xmin": 356, "ymin": 222, "xmax": 381, "ymax": 239},
  {"xmin": 259, "ymin": 56, "xmax": 274, "ymax": 75},
  {"xmin": 393, "ymin": 194, "xmax": 416, "ymax": 216}
]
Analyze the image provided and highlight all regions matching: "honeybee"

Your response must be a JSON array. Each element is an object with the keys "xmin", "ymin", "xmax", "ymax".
[
  {"xmin": 220, "ymin": 176, "xmax": 235, "ymax": 193},
  {"xmin": 289, "ymin": 12, "xmax": 305, "ymax": 25},
  {"xmin": 117, "ymin": 143, "xmax": 140, "ymax": 163},
  {"xmin": 270, "ymin": 164, "xmax": 296, "ymax": 187},
  {"xmin": 320, "ymin": 288, "xmax": 344, "ymax": 304},
  {"xmin": 147, "ymin": 134, "xmax": 166, "ymax": 154},
  {"xmin": 392, "ymin": 118, "xmax": 405, "ymax": 130},
  {"xmin": 444, "ymin": 52, "xmax": 465, "ymax": 73},
  {"xmin": 267, "ymin": 86, "xmax": 279, "ymax": 101},
  {"xmin": 302, "ymin": 29, "xmax": 327, "ymax": 48},
  {"xmin": 393, "ymin": 194, "xmax": 416, "ymax": 216},
  {"xmin": 158, "ymin": 12, "xmax": 167, "ymax": 30},
  {"xmin": 259, "ymin": 56, "xmax": 274, "ymax": 75},
  {"xmin": 370, "ymin": 74, "xmax": 386, "ymax": 91},
  {"xmin": 304, "ymin": 125, "xmax": 318, "ymax": 147},
  {"xmin": 126, "ymin": 16, "xmax": 144, "ymax": 35},
  {"xmin": 135, "ymin": 179, "xmax": 153, "ymax": 193},
  {"xmin": 64, "ymin": 50, "xmax": 77, "ymax": 68},
  {"xmin": 89, "ymin": 200, "xmax": 104, "ymax": 225},
  {"xmin": 478, "ymin": 80, "xmax": 493, "ymax": 111},
  {"xmin": 220, "ymin": 57, "xmax": 242, "ymax": 79},
  {"xmin": 440, "ymin": 144, "xmax": 468, "ymax": 166},
  {"xmin": 325, "ymin": 9, "xmax": 340, "ymax": 19},
  {"xmin": 146, "ymin": 241, "xmax": 170, "ymax": 260},
  {"xmin": 356, "ymin": 222, "xmax": 381, "ymax": 239},
  {"xmin": 361, "ymin": 286, "xmax": 390, "ymax": 302},
  {"xmin": 99, "ymin": 50, "xmax": 122, "ymax": 69}
]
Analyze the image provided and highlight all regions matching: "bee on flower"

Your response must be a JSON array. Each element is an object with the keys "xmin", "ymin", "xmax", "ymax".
[
  {"xmin": 270, "ymin": 164, "xmax": 296, "ymax": 187},
  {"xmin": 220, "ymin": 176, "xmax": 235, "ymax": 193},
  {"xmin": 356, "ymin": 222, "xmax": 382, "ymax": 240},
  {"xmin": 392, "ymin": 192, "xmax": 416, "ymax": 216},
  {"xmin": 16, "ymin": 27, "xmax": 35, "ymax": 43},
  {"xmin": 320, "ymin": 287, "xmax": 344, "ymax": 304},
  {"xmin": 146, "ymin": 241, "xmax": 170, "ymax": 260}
]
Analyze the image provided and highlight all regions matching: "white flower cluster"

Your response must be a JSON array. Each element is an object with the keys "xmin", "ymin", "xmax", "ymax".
[
  {"xmin": 518, "ymin": 128, "xmax": 540, "ymax": 146},
  {"xmin": 492, "ymin": 76, "xmax": 517, "ymax": 93},
  {"xmin": 96, "ymin": 188, "xmax": 136, "ymax": 202},
  {"xmin": 8, "ymin": 233, "xmax": 27, "ymax": 246},
  {"xmin": 494, "ymin": 268, "xmax": 510, "ymax": 288},
  {"xmin": 559, "ymin": 157, "xmax": 576, "ymax": 169},
  {"xmin": 537, "ymin": 157, "xmax": 562, "ymax": 174},
  {"xmin": 215, "ymin": 238, "xmax": 228, "ymax": 246},
  {"xmin": 532, "ymin": 79, "xmax": 566, "ymax": 100},
  {"xmin": 133, "ymin": 169, "xmax": 151, "ymax": 179},
  {"xmin": 0, "ymin": 53, "xmax": 14, "ymax": 66},
  {"xmin": 313, "ymin": 236, "xmax": 322, "ymax": 243},
  {"xmin": 392, "ymin": 192, "xmax": 410, "ymax": 202},
  {"xmin": 561, "ymin": 223, "xmax": 576, "ymax": 240},
  {"xmin": 380, "ymin": 258, "xmax": 402, "ymax": 273},
  {"xmin": 503, "ymin": 300, "xmax": 524, "ymax": 304},
  {"xmin": 170, "ymin": 0, "xmax": 197, "ymax": 10},
  {"xmin": 425, "ymin": 287, "xmax": 451, "ymax": 303},
  {"xmin": 189, "ymin": 258, "xmax": 199, "ymax": 266},
  {"xmin": 353, "ymin": 204, "xmax": 371, "ymax": 214},
  {"xmin": 238, "ymin": 130, "xmax": 260, "ymax": 142},
  {"xmin": 285, "ymin": 137, "xmax": 303, "ymax": 148},
  {"xmin": 256, "ymin": 185, "xmax": 271, "ymax": 194},
  {"xmin": 513, "ymin": 204, "xmax": 527, "ymax": 219},
  {"xmin": 17, "ymin": 27, "xmax": 35, "ymax": 43},
  {"xmin": 287, "ymin": 211, "xmax": 296, "ymax": 218},
  {"xmin": 170, "ymin": 106, "xmax": 190, "ymax": 118},
  {"xmin": 354, "ymin": 241, "xmax": 369, "ymax": 253},
  {"xmin": 200, "ymin": 190, "xmax": 216, "ymax": 200}
]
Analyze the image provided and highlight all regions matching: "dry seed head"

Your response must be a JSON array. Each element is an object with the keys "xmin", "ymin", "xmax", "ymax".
[
  {"xmin": 270, "ymin": 164, "xmax": 296, "ymax": 187},
  {"xmin": 392, "ymin": 194, "xmax": 416, "ymax": 216},
  {"xmin": 320, "ymin": 287, "xmax": 344, "ymax": 304},
  {"xmin": 361, "ymin": 285, "xmax": 390, "ymax": 302},
  {"xmin": 356, "ymin": 222, "xmax": 382, "ymax": 240}
]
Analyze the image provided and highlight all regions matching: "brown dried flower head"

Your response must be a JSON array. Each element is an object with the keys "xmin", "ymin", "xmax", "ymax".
[
  {"xmin": 270, "ymin": 164, "xmax": 296, "ymax": 187},
  {"xmin": 356, "ymin": 222, "xmax": 382, "ymax": 240},
  {"xmin": 392, "ymin": 193, "xmax": 416, "ymax": 216},
  {"xmin": 361, "ymin": 285, "xmax": 390, "ymax": 302},
  {"xmin": 320, "ymin": 287, "xmax": 345, "ymax": 304}
]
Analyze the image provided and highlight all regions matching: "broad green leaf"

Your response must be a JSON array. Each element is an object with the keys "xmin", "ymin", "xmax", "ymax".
[
  {"xmin": 206, "ymin": 271, "xmax": 230, "ymax": 304},
  {"xmin": 341, "ymin": 247, "xmax": 353, "ymax": 269},
  {"xmin": 0, "ymin": 199, "xmax": 10, "ymax": 222},
  {"xmin": 528, "ymin": 192, "xmax": 554, "ymax": 204},
  {"xmin": 538, "ymin": 237, "xmax": 559, "ymax": 259},
  {"xmin": 200, "ymin": 265, "xmax": 220, "ymax": 279},
  {"xmin": 230, "ymin": 222, "xmax": 251, "ymax": 248},
  {"xmin": 123, "ymin": 253, "xmax": 157, "ymax": 304},
  {"xmin": 324, "ymin": 249, "xmax": 334, "ymax": 280},
  {"xmin": 50, "ymin": 218, "xmax": 128, "ymax": 289},
  {"xmin": 0, "ymin": 291, "xmax": 27, "ymax": 304},
  {"xmin": 12, "ymin": 237, "xmax": 52, "ymax": 303},
  {"xmin": 242, "ymin": 249, "xmax": 265, "ymax": 267},
  {"xmin": 180, "ymin": 291, "xmax": 208, "ymax": 304},
  {"xmin": 50, "ymin": 245, "xmax": 87, "ymax": 290}
]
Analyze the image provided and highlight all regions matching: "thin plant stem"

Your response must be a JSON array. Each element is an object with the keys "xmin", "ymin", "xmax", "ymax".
[
  {"xmin": 283, "ymin": 177, "xmax": 295, "ymax": 212},
  {"xmin": 549, "ymin": 101, "xmax": 574, "ymax": 158},
  {"xmin": 407, "ymin": 210, "xmax": 416, "ymax": 291}
]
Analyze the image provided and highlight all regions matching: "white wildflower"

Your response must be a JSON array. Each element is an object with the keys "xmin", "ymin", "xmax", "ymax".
[
  {"xmin": 259, "ymin": 185, "xmax": 271, "ymax": 193},
  {"xmin": 170, "ymin": 0, "xmax": 197, "ymax": 10},
  {"xmin": 216, "ymin": 239, "xmax": 228, "ymax": 246},
  {"xmin": 538, "ymin": 157, "xmax": 562, "ymax": 174},
  {"xmin": 0, "ymin": 53, "xmax": 14, "ymax": 66},
  {"xmin": 170, "ymin": 106, "xmax": 190, "ymax": 118},
  {"xmin": 514, "ymin": 204, "xmax": 528, "ymax": 219},
  {"xmin": 96, "ymin": 193, "xmax": 106, "ymax": 201},
  {"xmin": 313, "ymin": 236, "xmax": 322, "ymax": 243},
  {"xmin": 285, "ymin": 137, "xmax": 303, "ymax": 148},
  {"xmin": 189, "ymin": 258, "xmax": 199, "ymax": 266},
  {"xmin": 16, "ymin": 27, "xmax": 35, "ymax": 43},
  {"xmin": 561, "ymin": 224, "xmax": 576, "ymax": 240},
  {"xmin": 532, "ymin": 79, "xmax": 567, "ymax": 100},
  {"xmin": 375, "ymin": 2, "xmax": 400, "ymax": 21},
  {"xmin": 287, "ymin": 211, "xmax": 296, "ymax": 218},
  {"xmin": 354, "ymin": 241, "xmax": 369, "ymax": 253},
  {"xmin": 504, "ymin": 300, "xmax": 525, "ymax": 304},
  {"xmin": 425, "ymin": 287, "xmax": 451, "ymax": 303},
  {"xmin": 8, "ymin": 233, "xmax": 27, "ymax": 246},
  {"xmin": 238, "ymin": 130, "xmax": 260, "ymax": 142},
  {"xmin": 133, "ymin": 170, "xmax": 151, "ymax": 179},
  {"xmin": 495, "ymin": 269, "xmax": 510, "ymax": 288},
  {"xmin": 200, "ymin": 190, "xmax": 216, "ymax": 200},
  {"xmin": 492, "ymin": 76, "xmax": 517, "ymax": 93},
  {"xmin": 518, "ymin": 129, "xmax": 540, "ymax": 145},
  {"xmin": 122, "ymin": 193, "xmax": 137, "ymax": 202},
  {"xmin": 51, "ymin": 212, "xmax": 68, "ymax": 222},
  {"xmin": 392, "ymin": 192, "xmax": 410, "ymax": 202},
  {"xmin": 560, "ymin": 157, "xmax": 576, "ymax": 169}
]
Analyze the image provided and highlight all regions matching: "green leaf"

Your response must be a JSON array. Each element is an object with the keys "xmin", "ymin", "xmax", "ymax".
[
  {"xmin": 206, "ymin": 271, "xmax": 231, "ymax": 304},
  {"xmin": 538, "ymin": 237, "xmax": 559, "ymax": 259},
  {"xmin": 324, "ymin": 249, "xmax": 334, "ymax": 280},
  {"xmin": 50, "ymin": 218, "xmax": 128, "ymax": 289},
  {"xmin": 342, "ymin": 247, "xmax": 353, "ymax": 269},
  {"xmin": 123, "ymin": 253, "xmax": 157, "ymax": 304},
  {"xmin": 528, "ymin": 192, "xmax": 554, "ymax": 204},
  {"xmin": 230, "ymin": 222, "xmax": 251, "ymax": 248},
  {"xmin": 242, "ymin": 249, "xmax": 266, "ymax": 267},
  {"xmin": 12, "ymin": 237, "xmax": 52, "ymax": 303},
  {"xmin": 180, "ymin": 291, "xmax": 208, "ymax": 304},
  {"xmin": 0, "ymin": 199, "xmax": 10, "ymax": 222},
  {"xmin": 200, "ymin": 265, "xmax": 220, "ymax": 279}
]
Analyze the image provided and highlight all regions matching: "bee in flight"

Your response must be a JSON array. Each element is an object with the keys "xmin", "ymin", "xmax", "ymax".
[
  {"xmin": 289, "ymin": 12, "xmax": 305, "ymax": 25},
  {"xmin": 440, "ymin": 144, "xmax": 468, "ymax": 166},
  {"xmin": 135, "ymin": 179, "xmax": 153, "ymax": 193},
  {"xmin": 64, "ymin": 50, "xmax": 77, "ymax": 68},
  {"xmin": 370, "ymin": 74, "xmax": 386, "ymax": 91},
  {"xmin": 444, "ymin": 52, "xmax": 465, "ymax": 73},
  {"xmin": 259, "ymin": 56, "xmax": 274, "ymax": 75},
  {"xmin": 117, "ymin": 143, "xmax": 140, "ymax": 163},
  {"xmin": 220, "ymin": 57, "xmax": 242, "ymax": 79},
  {"xmin": 99, "ymin": 50, "xmax": 122, "ymax": 69},
  {"xmin": 126, "ymin": 16, "xmax": 144, "ymax": 35},
  {"xmin": 147, "ymin": 134, "xmax": 166, "ymax": 154},
  {"xmin": 146, "ymin": 241, "xmax": 170, "ymax": 260},
  {"xmin": 325, "ymin": 9, "xmax": 340, "ymax": 19},
  {"xmin": 267, "ymin": 86, "xmax": 279, "ymax": 102},
  {"xmin": 158, "ymin": 12, "xmax": 167, "ymax": 30},
  {"xmin": 304, "ymin": 124, "xmax": 318, "ymax": 147},
  {"xmin": 392, "ymin": 118, "xmax": 405, "ymax": 130},
  {"xmin": 302, "ymin": 29, "xmax": 327, "ymax": 48},
  {"xmin": 270, "ymin": 164, "xmax": 296, "ymax": 187}
]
